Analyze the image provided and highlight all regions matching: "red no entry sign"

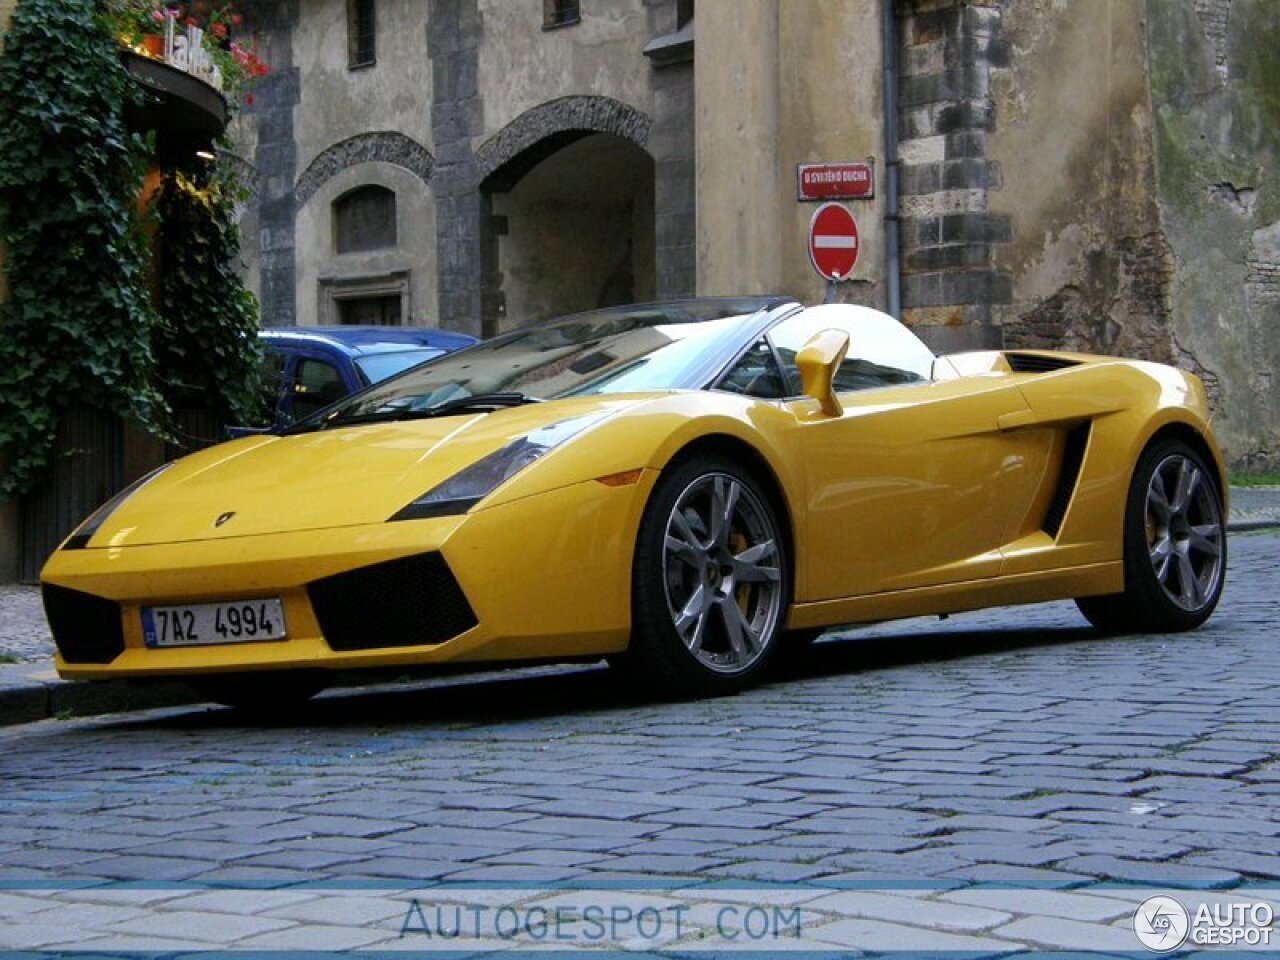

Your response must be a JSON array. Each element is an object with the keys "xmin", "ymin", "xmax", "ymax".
[{"xmin": 808, "ymin": 202, "xmax": 859, "ymax": 281}]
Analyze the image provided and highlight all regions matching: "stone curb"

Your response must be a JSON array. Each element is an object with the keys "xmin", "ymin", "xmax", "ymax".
[{"xmin": 2, "ymin": 505, "xmax": 1277, "ymax": 730}]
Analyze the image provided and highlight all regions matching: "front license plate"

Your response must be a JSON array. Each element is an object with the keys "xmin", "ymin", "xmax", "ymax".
[{"xmin": 142, "ymin": 599, "xmax": 288, "ymax": 647}]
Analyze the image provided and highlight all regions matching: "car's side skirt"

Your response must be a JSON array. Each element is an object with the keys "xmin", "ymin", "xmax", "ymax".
[{"xmin": 785, "ymin": 560, "xmax": 1122, "ymax": 631}]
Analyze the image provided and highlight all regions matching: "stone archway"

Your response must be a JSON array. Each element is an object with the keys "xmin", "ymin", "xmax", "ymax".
[
  {"xmin": 294, "ymin": 131, "xmax": 434, "ymax": 208},
  {"xmin": 475, "ymin": 97, "xmax": 655, "ymax": 334}
]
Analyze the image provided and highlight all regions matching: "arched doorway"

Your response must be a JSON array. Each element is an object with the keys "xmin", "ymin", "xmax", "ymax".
[{"xmin": 480, "ymin": 128, "xmax": 656, "ymax": 336}]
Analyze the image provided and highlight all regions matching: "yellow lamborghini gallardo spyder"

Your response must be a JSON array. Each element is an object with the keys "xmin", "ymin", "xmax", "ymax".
[{"xmin": 41, "ymin": 297, "xmax": 1227, "ymax": 706}]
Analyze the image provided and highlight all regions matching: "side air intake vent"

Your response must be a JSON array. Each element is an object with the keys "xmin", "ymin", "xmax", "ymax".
[
  {"xmin": 1043, "ymin": 423, "xmax": 1091, "ymax": 538},
  {"xmin": 1006, "ymin": 353, "xmax": 1080, "ymax": 373},
  {"xmin": 43, "ymin": 584, "xmax": 125, "ymax": 664},
  {"xmin": 308, "ymin": 552, "xmax": 477, "ymax": 651}
]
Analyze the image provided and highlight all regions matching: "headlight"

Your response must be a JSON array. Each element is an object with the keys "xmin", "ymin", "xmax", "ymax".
[
  {"xmin": 390, "ymin": 413, "xmax": 609, "ymax": 521},
  {"xmin": 62, "ymin": 463, "xmax": 174, "ymax": 550}
]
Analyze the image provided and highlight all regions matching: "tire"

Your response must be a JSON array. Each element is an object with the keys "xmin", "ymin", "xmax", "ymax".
[
  {"xmin": 192, "ymin": 670, "xmax": 327, "ymax": 716},
  {"xmin": 1076, "ymin": 438, "xmax": 1226, "ymax": 633},
  {"xmin": 622, "ymin": 455, "xmax": 790, "ymax": 697}
]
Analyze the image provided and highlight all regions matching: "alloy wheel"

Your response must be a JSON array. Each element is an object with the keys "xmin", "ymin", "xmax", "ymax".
[
  {"xmin": 661, "ymin": 472, "xmax": 783, "ymax": 674},
  {"xmin": 1144, "ymin": 453, "xmax": 1224, "ymax": 612}
]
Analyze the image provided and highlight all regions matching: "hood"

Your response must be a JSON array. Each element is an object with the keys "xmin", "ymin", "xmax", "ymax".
[{"xmin": 86, "ymin": 395, "xmax": 642, "ymax": 548}]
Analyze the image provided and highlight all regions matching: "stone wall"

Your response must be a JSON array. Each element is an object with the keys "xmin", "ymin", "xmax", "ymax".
[
  {"xmin": 241, "ymin": 0, "xmax": 300, "ymax": 327},
  {"xmin": 896, "ymin": 0, "xmax": 1009, "ymax": 351},
  {"xmin": 986, "ymin": 1, "xmax": 1167, "ymax": 359},
  {"xmin": 1147, "ymin": 0, "xmax": 1280, "ymax": 469}
]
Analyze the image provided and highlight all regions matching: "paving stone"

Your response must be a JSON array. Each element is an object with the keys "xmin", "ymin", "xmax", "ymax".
[
  {"xmin": 994, "ymin": 915, "xmax": 1137, "ymax": 952},
  {"xmin": 939, "ymin": 864, "xmax": 1094, "ymax": 888},
  {"xmin": 804, "ymin": 915, "xmax": 1025, "ymax": 952},
  {"xmin": 705, "ymin": 860, "xmax": 833, "ymax": 883},
  {"xmin": 579, "ymin": 854, "xmax": 727, "ymax": 874},
  {"xmin": 104, "ymin": 909, "xmax": 296, "ymax": 943},
  {"xmin": 806, "ymin": 890, "xmax": 1012, "ymax": 932},
  {"xmin": 232, "ymin": 923, "xmax": 388, "ymax": 950},
  {"xmin": 1055, "ymin": 855, "xmax": 1240, "ymax": 888}
]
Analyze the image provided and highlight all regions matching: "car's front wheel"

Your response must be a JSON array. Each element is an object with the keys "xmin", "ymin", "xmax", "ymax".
[
  {"xmin": 623, "ymin": 455, "xmax": 789, "ymax": 697},
  {"xmin": 1076, "ymin": 438, "xmax": 1226, "ymax": 633}
]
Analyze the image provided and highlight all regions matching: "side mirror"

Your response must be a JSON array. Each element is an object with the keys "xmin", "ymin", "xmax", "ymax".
[{"xmin": 795, "ymin": 328, "xmax": 850, "ymax": 417}]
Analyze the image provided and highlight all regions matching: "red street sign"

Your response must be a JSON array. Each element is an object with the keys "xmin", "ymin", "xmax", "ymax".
[
  {"xmin": 808, "ymin": 203, "xmax": 859, "ymax": 281},
  {"xmin": 797, "ymin": 161, "xmax": 874, "ymax": 201}
]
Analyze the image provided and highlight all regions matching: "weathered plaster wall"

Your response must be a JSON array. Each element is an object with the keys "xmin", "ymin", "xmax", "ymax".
[
  {"xmin": 777, "ymin": 0, "xmax": 885, "ymax": 306},
  {"xmin": 293, "ymin": 0, "xmax": 433, "ymax": 173},
  {"xmin": 696, "ymin": 0, "xmax": 883, "ymax": 303},
  {"xmin": 695, "ymin": 0, "xmax": 781, "ymax": 295},
  {"xmin": 294, "ymin": 162, "xmax": 438, "ymax": 327},
  {"xmin": 475, "ymin": 0, "xmax": 651, "ymax": 147},
  {"xmin": 987, "ymin": 0, "xmax": 1166, "ymax": 362},
  {"xmin": 1147, "ymin": 0, "xmax": 1280, "ymax": 468}
]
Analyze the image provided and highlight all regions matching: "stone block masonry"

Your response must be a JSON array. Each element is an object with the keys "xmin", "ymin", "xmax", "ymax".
[{"xmin": 896, "ymin": 0, "xmax": 1011, "ymax": 348}]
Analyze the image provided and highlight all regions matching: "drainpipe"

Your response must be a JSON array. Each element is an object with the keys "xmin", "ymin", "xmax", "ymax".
[{"xmin": 881, "ymin": 0, "xmax": 902, "ymax": 319}]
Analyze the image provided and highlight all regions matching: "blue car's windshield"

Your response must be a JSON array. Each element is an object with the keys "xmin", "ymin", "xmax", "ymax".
[
  {"xmin": 352, "ymin": 348, "xmax": 446, "ymax": 385},
  {"xmin": 308, "ymin": 299, "xmax": 777, "ymax": 428}
]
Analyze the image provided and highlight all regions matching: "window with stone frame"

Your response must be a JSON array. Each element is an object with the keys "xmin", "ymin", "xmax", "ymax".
[
  {"xmin": 348, "ymin": 0, "xmax": 376, "ymax": 68},
  {"xmin": 333, "ymin": 185, "xmax": 396, "ymax": 254},
  {"xmin": 543, "ymin": 0, "xmax": 580, "ymax": 29}
]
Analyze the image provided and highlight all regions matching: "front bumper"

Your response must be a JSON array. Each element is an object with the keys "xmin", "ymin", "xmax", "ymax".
[{"xmin": 43, "ymin": 476, "xmax": 653, "ymax": 679}]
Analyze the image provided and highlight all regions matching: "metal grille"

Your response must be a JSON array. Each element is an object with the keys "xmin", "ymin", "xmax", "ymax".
[
  {"xmin": 1006, "ymin": 353, "xmax": 1079, "ymax": 374},
  {"xmin": 42, "ymin": 583, "xmax": 125, "ymax": 664},
  {"xmin": 307, "ymin": 552, "xmax": 477, "ymax": 651}
]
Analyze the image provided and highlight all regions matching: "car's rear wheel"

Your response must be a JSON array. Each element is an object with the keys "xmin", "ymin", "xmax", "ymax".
[
  {"xmin": 1076, "ymin": 439, "xmax": 1226, "ymax": 633},
  {"xmin": 192, "ymin": 671, "xmax": 327, "ymax": 717},
  {"xmin": 623, "ymin": 455, "xmax": 789, "ymax": 697}
]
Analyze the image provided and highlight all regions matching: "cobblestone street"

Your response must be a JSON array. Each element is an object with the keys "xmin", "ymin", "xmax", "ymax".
[{"xmin": 0, "ymin": 532, "xmax": 1276, "ymax": 951}]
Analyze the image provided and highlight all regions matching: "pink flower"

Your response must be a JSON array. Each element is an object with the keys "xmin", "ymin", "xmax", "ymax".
[{"xmin": 151, "ymin": 10, "xmax": 165, "ymax": 22}]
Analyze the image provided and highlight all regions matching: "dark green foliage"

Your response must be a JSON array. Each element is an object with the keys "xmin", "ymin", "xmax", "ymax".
[
  {"xmin": 0, "ymin": 0, "xmax": 162, "ymax": 496},
  {"xmin": 154, "ymin": 159, "xmax": 264, "ymax": 427},
  {"xmin": 0, "ymin": 0, "xmax": 263, "ymax": 495}
]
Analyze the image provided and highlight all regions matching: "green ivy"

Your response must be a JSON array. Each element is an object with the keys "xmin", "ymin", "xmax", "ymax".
[
  {"xmin": 154, "ymin": 157, "xmax": 265, "ymax": 429},
  {"xmin": 0, "ymin": 0, "xmax": 264, "ymax": 496},
  {"xmin": 0, "ymin": 0, "xmax": 163, "ymax": 497}
]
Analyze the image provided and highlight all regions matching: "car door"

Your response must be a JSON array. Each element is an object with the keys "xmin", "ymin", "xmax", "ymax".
[{"xmin": 771, "ymin": 309, "xmax": 1051, "ymax": 601}]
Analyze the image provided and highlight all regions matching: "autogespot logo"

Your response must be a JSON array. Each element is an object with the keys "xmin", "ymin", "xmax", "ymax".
[{"xmin": 1134, "ymin": 896, "xmax": 1191, "ymax": 952}]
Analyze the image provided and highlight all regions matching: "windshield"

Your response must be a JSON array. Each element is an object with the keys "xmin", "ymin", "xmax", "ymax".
[
  {"xmin": 306, "ymin": 299, "xmax": 776, "ymax": 429},
  {"xmin": 353, "ymin": 348, "xmax": 446, "ymax": 386}
]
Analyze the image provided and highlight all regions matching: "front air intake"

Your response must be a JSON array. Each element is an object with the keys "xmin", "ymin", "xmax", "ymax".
[
  {"xmin": 307, "ymin": 552, "xmax": 478, "ymax": 651},
  {"xmin": 42, "ymin": 584, "xmax": 125, "ymax": 664}
]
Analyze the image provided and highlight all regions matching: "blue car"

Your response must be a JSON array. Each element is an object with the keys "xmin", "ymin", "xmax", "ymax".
[{"xmin": 258, "ymin": 326, "xmax": 478, "ymax": 427}]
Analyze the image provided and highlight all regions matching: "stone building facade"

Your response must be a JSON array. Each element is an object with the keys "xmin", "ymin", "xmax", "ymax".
[{"xmin": 229, "ymin": 0, "xmax": 1279, "ymax": 468}]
